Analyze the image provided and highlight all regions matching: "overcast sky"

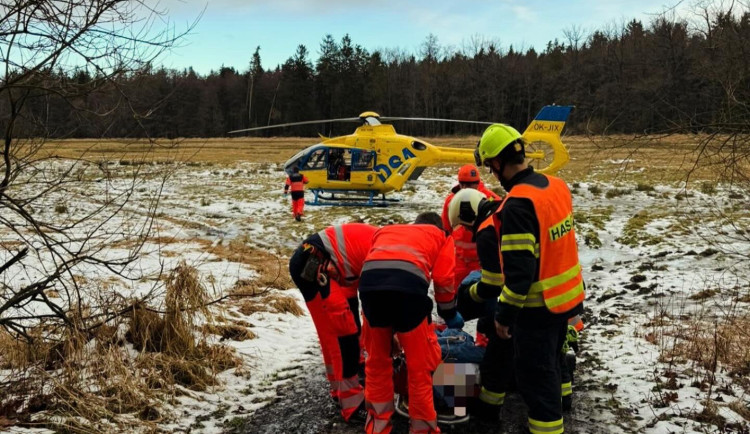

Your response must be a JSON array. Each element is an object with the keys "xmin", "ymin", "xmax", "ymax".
[{"xmin": 158, "ymin": 0, "xmax": 691, "ymax": 74}]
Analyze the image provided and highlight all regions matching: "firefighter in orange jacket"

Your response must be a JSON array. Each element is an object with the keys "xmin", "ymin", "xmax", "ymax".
[
  {"xmin": 440, "ymin": 164, "xmax": 501, "ymax": 291},
  {"xmin": 450, "ymin": 188, "xmax": 586, "ymax": 420},
  {"xmin": 284, "ymin": 166, "xmax": 309, "ymax": 221},
  {"xmin": 358, "ymin": 212, "xmax": 462, "ymax": 434},
  {"xmin": 473, "ymin": 123, "xmax": 585, "ymax": 434},
  {"xmin": 288, "ymin": 223, "xmax": 378, "ymax": 422}
]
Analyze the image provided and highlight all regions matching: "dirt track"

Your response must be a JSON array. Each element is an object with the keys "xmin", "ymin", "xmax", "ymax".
[{"xmin": 225, "ymin": 346, "xmax": 599, "ymax": 434}]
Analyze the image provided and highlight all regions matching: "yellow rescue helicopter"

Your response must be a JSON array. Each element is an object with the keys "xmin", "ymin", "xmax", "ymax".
[{"xmin": 229, "ymin": 105, "xmax": 573, "ymax": 206}]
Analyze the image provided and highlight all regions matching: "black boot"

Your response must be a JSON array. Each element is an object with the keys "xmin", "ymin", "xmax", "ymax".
[
  {"xmin": 347, "ymin": 402, "xmax": 368, "ymax": 424},
  {"xmin": 562, "ymin": 395, "xmax": 573, "ymax": 412},
  {"xmin": 468, "ymin": 398, "xmax": 501, "ymax": 422}
]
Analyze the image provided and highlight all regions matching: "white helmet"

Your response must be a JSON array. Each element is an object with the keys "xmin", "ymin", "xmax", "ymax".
[{"xmin": 448, "ymin": 188, "xmax": 486, "ymax": 229}]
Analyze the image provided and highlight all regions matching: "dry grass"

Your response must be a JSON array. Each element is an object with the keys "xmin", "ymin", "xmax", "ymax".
[
  {"xmin": 123, "ymin": 263, "xmax": 242, "ymax": 390},
  {"xmin": 729, "ymin": 400, "xmax": 750, "ymax": 421},
  {"xmin": 238, "ymin": 293, "xmax": 304, "ymax": 317},
  {"xmin": 0, "ymin": 263, "xmax": 244, "ymax": 430},
  {"xmin": 126, "ymin": 304, "xmax": 166, "ymax": 353},
  {"xmin": 162, "ymin": 263, "xmax": 209, "ymax": 356},
  {"xmin": 0, "ymin": 240, "xmax": 25, "ymax": 249},
  {"xmin": 109, "ymin": 235, "xmax": 183, "ymax": 250},
  {"xmin": 230, "ymin": 279, "xmax": 269, "ymax": 297},
  {"xmin": 37, "ymin": 137, "xmax": 308, "ymax": 164},
  {"xmin": 659, "ymin": 316, "xmax": 750, "ymax": 377},
  {"xmin": 202, "ymin": 323, "xmax": 257, "ymax": 341},
  {"xmin": 197, "ymin": 238, "xmax": 293, "ymax": 290}
]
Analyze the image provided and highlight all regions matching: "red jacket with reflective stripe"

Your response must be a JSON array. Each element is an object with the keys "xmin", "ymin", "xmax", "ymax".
[
  {"xmin": 363, "ymin": 224, "xmax": 455, "ymax": 307},
  {"xmin": 441, "ymin": 182, "xmax": 501, "ymax": 265},
  {"xmin": 285, "ymin": 173, "xmax": 309, "ymax": 192},
  {"xmin": 318, "ymin": 223, "xmax": 378, "ymax": 289}
]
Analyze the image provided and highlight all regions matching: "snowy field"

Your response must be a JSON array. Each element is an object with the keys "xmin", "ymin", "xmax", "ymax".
[{"xmin": 2, "ymin": 138, "xmax": 749, "ymax": 433}]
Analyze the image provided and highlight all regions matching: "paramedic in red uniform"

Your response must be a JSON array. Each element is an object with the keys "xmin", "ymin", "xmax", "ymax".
[
  {"xmin": 441, "ymin": 164, "xmax": 501, "ymax": 291},
  {"xmin": 358, "ymin": 212, "xmax": 464, "ymax": 434},
  {"xmin": 284, "ymin": 166, "xmax": 309, "ymax": 221},
  {"xmin": 288, "ymin": 223, "xmax": 378, "ymax": 423}
]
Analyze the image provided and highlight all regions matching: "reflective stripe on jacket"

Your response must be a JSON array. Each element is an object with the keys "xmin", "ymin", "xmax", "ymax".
[
  {"xmin": 568, "ymin": 314, "xmax": 584, "ymax": 332},
  {"xmin": 361, "ymin": 224, "xmax": 456, "ymax": 309},
  {"xmin": 318, "ymin": 223, "xmax": 378, "ymax": 287},
  {"xmin": 502, "ymin": 174, "xmax": 584, "ymax": 314},
  {"xmin": 474, "ymin": 212, "xmax": 505, "ymax": 299}
]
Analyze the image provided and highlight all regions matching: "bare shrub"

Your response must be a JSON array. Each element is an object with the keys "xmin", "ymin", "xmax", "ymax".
[
  {"xmin": 0, "ymin": 1, "xmax": 197, "ymax": 428},
  {"xmin": 667, "ymin": 317, "xmax": 750, "ymax": 376}
]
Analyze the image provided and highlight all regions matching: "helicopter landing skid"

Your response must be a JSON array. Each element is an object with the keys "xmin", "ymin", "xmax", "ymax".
[{"xmin": 307, "ymin": 189, "xmax": 400, "ymax": 207}]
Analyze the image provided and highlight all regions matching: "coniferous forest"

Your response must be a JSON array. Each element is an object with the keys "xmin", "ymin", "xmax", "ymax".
[{"xmin": 6, "ymin": 10, "xmax": 749, "ymax": 138}]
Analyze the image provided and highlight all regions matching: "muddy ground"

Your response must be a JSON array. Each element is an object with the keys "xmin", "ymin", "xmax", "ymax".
[{"xmin": 226, "ymin": 341, "xmax": 601, "ymax": 434}]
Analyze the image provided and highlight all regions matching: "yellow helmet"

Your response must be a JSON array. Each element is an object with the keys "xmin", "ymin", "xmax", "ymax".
[
  {"xmin": 448, "ymin": 188, "xmax": 486, "ymax": 229},
  {"xmin": 475, "ymin": 123, "xmax": 523, "ymax": 166}
]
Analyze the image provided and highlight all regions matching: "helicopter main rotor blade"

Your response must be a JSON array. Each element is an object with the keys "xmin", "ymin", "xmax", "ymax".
[
  {"xmin": 379, "ymin": 117, "xmax": 495, "ymax": 126},
  {"xmin": 228, "ymin": 117, "xmax": 360, "ymax": 134}
]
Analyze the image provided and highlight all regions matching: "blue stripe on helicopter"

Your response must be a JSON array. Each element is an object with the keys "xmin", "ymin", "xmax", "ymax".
[{"xmin": 533, "ymin": 106, "xmax": 573, "ymax": 122}]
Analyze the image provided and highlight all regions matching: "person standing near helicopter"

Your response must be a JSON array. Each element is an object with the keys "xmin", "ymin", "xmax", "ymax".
[{"xmin": 284, "ymin": 166, "xmax": 309, "ymax": 221}]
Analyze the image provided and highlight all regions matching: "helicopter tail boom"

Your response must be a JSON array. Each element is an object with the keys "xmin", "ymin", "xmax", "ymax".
[{"xmin": 432, "ymin": 147, "xmax": 476, "ymax": 164}]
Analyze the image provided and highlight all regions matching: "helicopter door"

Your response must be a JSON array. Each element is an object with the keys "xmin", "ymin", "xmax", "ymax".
[
  {"xmin": 327, "ymin": 148, "xmax": 351, "ymax": 181},
  {"xmin": 350, "ymin": 150, "xmax": 376, "ymax": 186},
  {"xmin": 384, "ymin": 157, "xmax": 422, "ymax": 191}
]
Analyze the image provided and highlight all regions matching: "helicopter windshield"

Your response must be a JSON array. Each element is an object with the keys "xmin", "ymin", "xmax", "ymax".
[
  {"xmin": 304, "ymin": 148, "xmax": 328, "ymax": 170},
  {"xmin": 284, "ymin": 144, "xmax": 325, "ymax": 174}
]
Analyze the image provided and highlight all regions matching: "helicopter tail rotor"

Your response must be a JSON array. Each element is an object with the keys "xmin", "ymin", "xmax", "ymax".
[{"xmin": 521, "ymin": 105, "xmax": 573, "ymax": 174}]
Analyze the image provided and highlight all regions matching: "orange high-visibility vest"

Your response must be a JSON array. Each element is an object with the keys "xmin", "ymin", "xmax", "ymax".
[{"xmin": 502, "ymin": 174, "xmax": 584, "ymax": 314}]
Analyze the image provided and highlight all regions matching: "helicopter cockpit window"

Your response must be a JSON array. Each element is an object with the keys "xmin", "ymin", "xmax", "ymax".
[
  {"xmin": 352, "ymin": 150, "xmax": 375, "ymax": 171},
  {"xmin": 303, "ymin": 148, "xmax": 327, "ymax": 170}
]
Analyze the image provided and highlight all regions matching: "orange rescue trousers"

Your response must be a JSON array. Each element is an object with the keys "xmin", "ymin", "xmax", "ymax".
[
  {"xmin": 304, "ymin": 287, "xmax": 364, "ymax": 421},
  {"xmin": 291, "ymin": 197, "xmax": 305, "ymax": 220},
  {"xmin": 363, "ymin": 317, "xmax": 442, "ymax": 434}
]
